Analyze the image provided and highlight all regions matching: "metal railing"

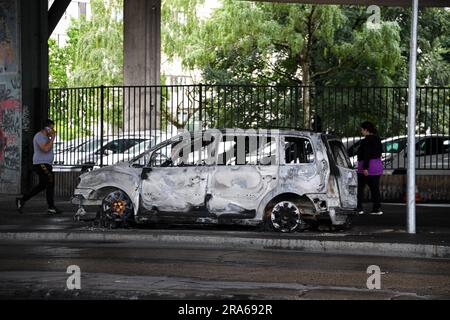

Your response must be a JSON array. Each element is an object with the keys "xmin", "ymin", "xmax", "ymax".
[{"xmin": 48, "ymin": 85, "xmax": 450, "ymax": 170}]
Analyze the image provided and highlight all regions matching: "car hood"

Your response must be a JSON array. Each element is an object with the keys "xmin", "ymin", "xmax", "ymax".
[{"xmin": 78, "ymin": 162, "xmax": 139, "ymax": 189}]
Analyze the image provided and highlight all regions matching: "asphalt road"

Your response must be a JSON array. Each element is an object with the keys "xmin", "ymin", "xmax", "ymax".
[
  {"xmin": 0, "ymin": 240, "xmax": 449, "ymax": 300},
  {"xmin": 1, "ymin": 197, "xmax": 450, "ymax": 232}
]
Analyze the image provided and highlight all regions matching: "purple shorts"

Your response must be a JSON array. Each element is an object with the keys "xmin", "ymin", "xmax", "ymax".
[{"xmin": 357, "ymin": 159, "xmax": 383, "ymax": 176}]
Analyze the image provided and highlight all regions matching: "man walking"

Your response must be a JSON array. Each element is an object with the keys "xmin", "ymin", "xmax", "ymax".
[{"xmin": 16, "ymin": 119, "xmax": 62, "ymax": 214}]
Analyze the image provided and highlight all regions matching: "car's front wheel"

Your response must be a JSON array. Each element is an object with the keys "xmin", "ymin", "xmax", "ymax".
[{"xmin": 100, "ymin": 189, "xmax": 134, "ymax": 228}]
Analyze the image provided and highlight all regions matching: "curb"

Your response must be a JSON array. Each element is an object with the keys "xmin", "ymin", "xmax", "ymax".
[{"xmin": 1, "ymin": 231, "xmax": 450, "ymax": 259}]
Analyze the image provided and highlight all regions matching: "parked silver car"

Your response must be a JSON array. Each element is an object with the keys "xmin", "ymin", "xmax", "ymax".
[
  {"xmin": 72, "ymin": 129, "xmax": 357, "ymax": 232},
  {"xmin": 94, "ymin": 133, "xmax": 173, "ymax": 167},
  {"xmin": 382, "ymin": 134, "xmax": 450, "ymax": 173},
  {"xmin": 56, "ymin": 134, "xmax": 152, "ymax": 167},
  {"xmin": 343, "ymin": 134, "xmax": 450, "ymax": 173}
]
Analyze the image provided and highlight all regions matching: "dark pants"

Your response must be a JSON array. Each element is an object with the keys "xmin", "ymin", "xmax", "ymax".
[
  {"xmin": 22, "ymin": 164, "xmax": 55, "ymax": 208},
  {"xmin": 357, "ymin": 173, "xmax": 381, "ymax": 211}
]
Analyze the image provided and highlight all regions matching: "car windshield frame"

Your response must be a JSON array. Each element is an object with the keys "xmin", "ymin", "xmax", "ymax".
[
  {"xmin": 130, "ymin": 136, "xmax": 180, "ymax": 166},
  {"xmin": 125, "ymin": 139, "xmax": 153, "ymax": 156}
]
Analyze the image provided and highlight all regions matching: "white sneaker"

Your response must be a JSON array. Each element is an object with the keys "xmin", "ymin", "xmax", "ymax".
[
  {"xmin": 357, "ymin": 210, "xmax": 364, "ymax": 215},
  {"xmin": 370, "ymin": 210, "xmax": 383, "ymax": 215},
  {"xmin": 48, "ymin": 207, "xmax": 62, "ymax": 215}
]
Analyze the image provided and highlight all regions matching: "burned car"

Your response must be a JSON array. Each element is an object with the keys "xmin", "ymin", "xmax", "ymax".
[{"xmin": 72, "ymin": 129, "xmax": 357, "ymax": 232}]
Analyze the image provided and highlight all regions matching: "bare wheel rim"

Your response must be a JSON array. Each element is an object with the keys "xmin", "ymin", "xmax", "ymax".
[
  {"xmin": 102, "ymin": 190, "xmax": 133, "ymax": 221},
  {"xmin": 270, "ymin": 201, "xmax": 301, "ymax": 233}
]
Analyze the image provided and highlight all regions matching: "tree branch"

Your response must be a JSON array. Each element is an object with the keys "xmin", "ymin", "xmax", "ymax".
[
  {"xmin": 305, "ymin": 6, "xmax": 317, "ymax": 61},
  {"xmin": 266, "ymin": 60, "xmax": 301, "ymax": 83}
]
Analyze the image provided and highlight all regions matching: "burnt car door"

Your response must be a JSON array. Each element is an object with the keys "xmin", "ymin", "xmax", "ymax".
[
  {"xmin": 206, "ymin": 132, "xmax": 279, "ymax": 216},
  {"xmin": 325, "ymin": 137, "xmax": 358, "ymax": 209},
  {"xmin": 278, "ymin": 135, "xmax": 322, "ymax": 196},
  {"xmin": 139, "ymin": 134, "xmax": 216, "ymax": 213}
]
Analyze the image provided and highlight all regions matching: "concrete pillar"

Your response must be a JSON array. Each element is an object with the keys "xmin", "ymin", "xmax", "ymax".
[
  {"xmin": 123, "ymin": 0, "xmax": 161, "ymax": 133},
  {"xmin": 20, "ymin": 0, "xmax": 48, "ymax": 195},
  {"xmin": 0, "ymin": 0, "xmax": 48, "ymax": 195},
  {"xmin": 0, "ymin": 0, "xmax": 22, "ymax": 194}
]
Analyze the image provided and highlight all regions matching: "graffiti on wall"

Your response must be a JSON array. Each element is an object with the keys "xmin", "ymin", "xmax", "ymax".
[
  {"xmin": 0, "ymin": 0, "xmax": 18, "ymax": 74},
  {"xmin": 0, "ymin": 0, "xmax": 21, "ymax": 194}
]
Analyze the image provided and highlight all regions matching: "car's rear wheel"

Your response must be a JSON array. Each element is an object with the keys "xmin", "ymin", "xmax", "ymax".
[
  {"xmin": 268, "ymin": 201, "xmax": 302, "ymax": 233},
  {"xmin": 100, "ymin": 189, "xmax": 134, "ymax": 228}
]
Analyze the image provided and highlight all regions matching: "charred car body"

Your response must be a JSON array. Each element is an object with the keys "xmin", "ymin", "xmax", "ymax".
[{"xmin": 72, "ymin": 129, "xmax": 357, "ymax": 232}]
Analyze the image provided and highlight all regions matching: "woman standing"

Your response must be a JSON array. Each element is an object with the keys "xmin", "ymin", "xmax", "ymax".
[{"xmin": 357, "ymin": 121, "xmax": 383, "ymax": 215}]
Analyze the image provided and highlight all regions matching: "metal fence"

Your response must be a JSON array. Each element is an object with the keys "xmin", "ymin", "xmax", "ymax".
[{"xmin": 48, "ymin": 85, "xmax": 450, "ymax": 170}]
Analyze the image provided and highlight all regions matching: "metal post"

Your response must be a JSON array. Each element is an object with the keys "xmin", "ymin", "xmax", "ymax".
[
  {"xmin": 407, "ymin": 0, "xmax": 419, "ymax": 234},
  {"xmin": 199, "ymin": 83, "xmax": 203, "ymax": 130},
  {"xmin": 100, "ymin": 85, "xmax": 105, "ymax": 168}
]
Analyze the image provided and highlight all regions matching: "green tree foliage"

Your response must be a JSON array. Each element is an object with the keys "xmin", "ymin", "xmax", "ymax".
[
  {"xmin": 49, "ymin": 0, "xmax": 123, "ymax": 87},
  {"xmin": 380, "ymin": 8, "xmax": 450, "ymax": 136},
  {"xmin": 70, "ymin": 0, "xmax": 123, "ymax": 86},
  {"xmin": 49, "ymin": 0, "xmax": 124, "ymax": 140},
  {"xmin": 383, "ymin": 7, "xmax": 450, "ymax": 86},
  {"xmin": 163, "ymin": 1, "xmax": 403, "ymax": 86},
  {"xmin": 48, "ymin": 1, "xmax": 449, "ymax": 136},
  {"xmin": 48, "ymin": 22, "xmax": 81, "ymax": 88},
  {"xmin": 162, "ymin": 2, "xmax": 449, "ymax": 134},
  {"xmin": 48, "ymin": 39, "xmax": 69, "ymax": 88},
  {"xmin": 49, "ymin": 0, "xmax": 176, "ymax": 137},
  {"xmin": 162, "ymin": 1, "xmax": 404, "ymax": 130}
]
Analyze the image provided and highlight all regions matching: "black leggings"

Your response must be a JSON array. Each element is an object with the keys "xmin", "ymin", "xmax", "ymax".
[
  {"xmin": 357, "ymin": 173, "xmax": 381, "ymax": 211},
  {"xmin": 23, "ymin": 164, "xmax": 55, "ymax": 208}
]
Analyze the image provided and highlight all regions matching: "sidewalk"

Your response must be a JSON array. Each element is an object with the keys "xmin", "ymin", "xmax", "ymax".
[{"xmin": 1, "ymin": 195, "xmax": 450, "ymax": 259}]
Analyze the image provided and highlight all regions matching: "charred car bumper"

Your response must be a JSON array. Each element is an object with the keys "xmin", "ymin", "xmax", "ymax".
[{"xmin": 72, "ymin": 188, "xmax": 102, "ymax": 206}]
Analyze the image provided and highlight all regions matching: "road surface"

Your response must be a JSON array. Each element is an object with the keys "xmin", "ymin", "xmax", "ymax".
[{"xmin": 0, "ymin": 240, "xmax": 449, "ymax": 300}]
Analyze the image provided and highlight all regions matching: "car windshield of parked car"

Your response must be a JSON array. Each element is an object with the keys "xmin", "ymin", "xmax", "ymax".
[
  {"xmin": 76, "ymin": 138, "xmax": 102, "ymax": 152},
  {"xmin": 98, "ymin": 138, "xmax": 144, "ymax": 155},
  {"xmin": 417, "ymin": 137, "xmax": 448, "ymax": 155},
  {"xmin": 383, "ymin": 139, "xmax": 407, "ymax": 154}
]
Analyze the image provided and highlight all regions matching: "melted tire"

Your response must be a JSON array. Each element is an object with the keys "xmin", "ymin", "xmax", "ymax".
[{"xmin": 99, "ymin": 190, "xmax": 134, "ymax": 229}]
